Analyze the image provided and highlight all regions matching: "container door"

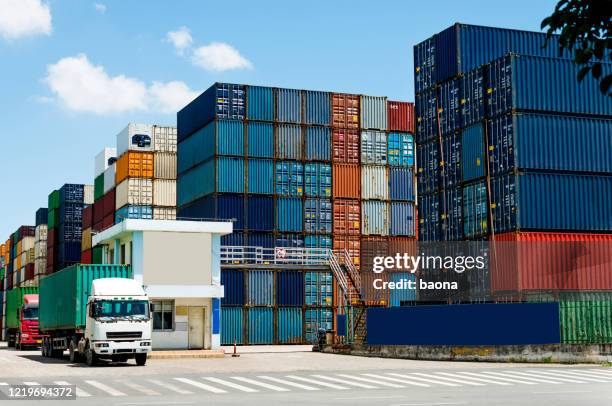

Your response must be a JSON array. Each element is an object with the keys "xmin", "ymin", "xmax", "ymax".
[{"xmin": 188, "ymin": 307, "xmax": 205, "ymax": 349}]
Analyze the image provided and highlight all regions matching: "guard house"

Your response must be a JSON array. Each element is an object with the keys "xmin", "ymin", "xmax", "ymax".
[{"xmin": 92, "ymin": 219, "xmax": 232, "ymax": 350}]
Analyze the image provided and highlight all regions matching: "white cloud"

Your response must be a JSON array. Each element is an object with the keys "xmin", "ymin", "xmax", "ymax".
[
  {"xmin": 149, "ymin": 81, "xmax": 200, "ymax": 114},
  {"xmin": 0, "ymin": 0, "xmax": 52, "ymax": 40},
  {"xmin": 191, "ymin": 42, "xmax": 252, "ymax": 72},
  {"xmin": 44, "ymin": 54, "xmax": 199, "ymax": 115},
  {"xmin": 167, "ymin": 26, "xmax": 192, "ymax": 55},
  {"xmin": 93, "ymin": 3, "xmax": 106, "ymax": 13}
]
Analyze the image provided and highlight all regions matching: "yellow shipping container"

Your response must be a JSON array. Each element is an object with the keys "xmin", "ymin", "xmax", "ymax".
[
  {"xmin": 115, "ymin": 151, "xmax": 154, "ymax": 184},
  {"xmin": 82, "ymin": 227, "xmax": 92, "ymax": 251}
]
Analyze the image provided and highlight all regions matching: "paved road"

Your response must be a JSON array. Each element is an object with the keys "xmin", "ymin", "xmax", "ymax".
[{"xmin": 0, "ymin": 347, "xmax": 611, "ymax": 405}]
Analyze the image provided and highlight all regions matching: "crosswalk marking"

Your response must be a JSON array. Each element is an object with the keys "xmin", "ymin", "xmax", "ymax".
[
  {"xmin": 286, "ymin": 375, "xmax": 349, "ymax": 390},
  {"xmin": 509, "ymin": 370, "xmax": 586, "ymax": 384},
  {"xmin": 530, "ymin": 370, "xmax": 610, "ymax": 383},
  {"xmin": 257, "ymin": 376, "xmax": 319, "ymax": 391},
  {"xmin": 55, "ymin": 381, "xmax": 92, "ymax": 397},
  {"xmin": 571, "ymin": 370, "xmax": 612, "ymax": 381},
  {"xmin": 488, "ymin": 371, "xmax": 562, "ymax": 384},
  {"xmin": 439, "ymin": 372, "xmax": 512, "ymax": 386},
  {"xmin": 148, "ymin": 379, "xmax": 193, "ymax": 395},
  {"xmin": 588, "ymin": 368, "xmax": 612, "ymax": 374},
  {"xmin": 84, "ymin": 380, "xmax": 127, "ymax": 397},
  {"xmin": 23, "ymin": 382, "xmax": 40, "ymax": 386},
  {"xmin": 121, "ymin": 381, "xmax": 161, "ymax": 396},
  {"xmin": 203, "ymin": 377, "xmax": 259, "ymax": 393},
  {"xmin": 387, "ymin": 372, "xmax": 459, "ymax": 387},
  {"xmin": 173, "ymin": 378, "xmax": 226, "ymax": 394},
  {"xmin": 421, "ymin": 373, "xmax": 485, "ymax": 386},
  {"xmin": 311, "ymin": 374, "xmax": 376, "ymax": 389},
  {"xmin": 0, "ymin": 383, "xmax": 9, "ymax": 386},
  {"xmin": 583, "ymin": 369, "xmax": 612, "ymax": 378},
  {"xmin": 232, "ymin": 376, "xmax": 290, "ymax": 392},
  {"xmin": 358, "ymin": 373, "xmax": 428, "ymax": 388},
  {"xmin": 455, "ymin": 372, "xmax": 518, "ymax": 386},
  {"xmin": 339, "ymin": 373, "xmax": 406, "ymax": 388},
  {"xmin": 502, "ymin": 370, "xmax": 578, "ymax": 384},
  {"xmin": 476, "ymin": 371, "xmax": 539, "ymax": 385}
]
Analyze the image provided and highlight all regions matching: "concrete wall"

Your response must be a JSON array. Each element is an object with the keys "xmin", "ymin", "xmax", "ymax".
[{"xmin": 152, "ymin": 297, "xmax": 212, "ymax": 350}]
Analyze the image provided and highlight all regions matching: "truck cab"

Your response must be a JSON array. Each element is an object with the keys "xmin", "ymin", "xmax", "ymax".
[{"xmin": 15, "ymin": 294, "xmax": 45, "ymax": 350}]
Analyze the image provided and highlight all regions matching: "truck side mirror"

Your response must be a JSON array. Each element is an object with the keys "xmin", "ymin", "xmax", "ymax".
[{"xmin": 149, "ymin": 303, "xmax": 154, "ymax": 313}]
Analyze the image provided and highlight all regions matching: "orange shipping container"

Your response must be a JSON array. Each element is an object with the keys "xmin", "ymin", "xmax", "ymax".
[
  {"xmin": 115, "ymin": 151, "xmax": 154, "ymax": 184},
  {"xmin": 332, "ymin": 93, "xmax": 360, "ymax": 130},
  {"xmin": 332, "ymin": 129, "xmax": 359, "ymax": 163},
  {"xmin": 333, "ymin": 235, "xmax": 360, "ymax": 268},
  {"xmin": 332, "ymin": 163, "xmax": 360, "ymax": 198},
  {"xmin": 333, "ymin": 199, "xmax": 360, "ymax": 235}
]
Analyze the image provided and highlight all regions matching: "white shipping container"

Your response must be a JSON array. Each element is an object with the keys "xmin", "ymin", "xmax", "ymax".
[
  {"xmin": 362, "ymin": 200, "xmax": 389, "ymax": 236},
  {"xmin": 115, "ymin": 178, "xmax": 153, "ymax": 210},
  {"xmin": 153, "ymin": 207, "xmax": 177, "ymax": 220},
  {"xmin": 104, "ymin": 164, "xmax": 116, "ymax": 193},
  {"xmin": 154, "ymin": 152, "xmax": 177, "ymax": 179},
  {"xmin": 35, "ymin": 224, "xmax": 47, "ymax": 242},
  {"xmin": 84, "ymin": 184, "xmax": 94, "ymax": 205},
  {"xmin": 20, "ymin": 236, "xmax": 34, "ymax": 253},
  {"xmin": 95, "ymin": 147, "xmax": 117, "ymax": 178},
  {"xmin": 360, "ymin": 95, "xmax": 388, "ymax": 130},
  {"xmin": 360, "ymin": 130, "xmax": 387, "ymax": 165},
  {"xmin": 153, "ymin": 125, "xmax": 178, "ymax": 153},
  {"xmin": 34, "ymin": 240, "xmax": 47, "ymax": 259},
  {"xmin": 361, "ymin": 165, "xmax": 389, "ymax": 200},
  {"xmin": 34, "ymin": 258, "xmax": 46, "ymax": 275},
  {"xmin": 116, "ymin": 123, "xmax": 154, "ymax": 157},
  {"xmin": 153, "ymin": 179, "xmax": 177, "ymax": 207}
]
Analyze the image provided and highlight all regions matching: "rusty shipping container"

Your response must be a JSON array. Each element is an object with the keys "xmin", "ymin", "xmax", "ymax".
[
  {"xmin": 333, "ymin": 235, "xmax": 361, "ymax": 267},
  {"xmin": 332, "ymin": 93, "xmax": 360, "ymax": 129},
  {"xmin": 333, "ymin": 199, "xmax": 360, "ymax": 235},
  {"xmin": 332, "ymin": 163, "xmax": 360, "ymax": 198},
  {"xmin": 332, "ymin": 129, "xmax": 359, "ymax": 163},
  {"xmin": 387, "ymin": 101, "xmax": 415, "ymax": 133}
]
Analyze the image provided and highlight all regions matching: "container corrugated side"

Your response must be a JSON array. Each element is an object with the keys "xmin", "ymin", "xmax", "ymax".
[
  {"xmin": 152, "ymin": 207, "xmax": 176, "ymax": 220},
  {"xmin": 221, "ymin": 270, "xmax": 244, "ymax": 306},
  {"xmin": 388, "ymin": 133, "xmax": 414, "ymax": 167},
  {"xmin": 115, "ymin": 151, "xmax": 154, "ymax": 184},
  {"xmin": 275, "ymin": 161, "xmax": 304, "ymax": 196},
  {"xmin": 247, "ymin": 270, "xmax": 274, "ymax": 305},
  {"xmin": 304, "ymin": 163, "xmax": 331, "ymax": 197},
  {"xmin": 178, "ymin": 194, "xmax": 244, "ymax": 227},
  {"xmin": 247, "ymin": 122, "xmax": 274, "ymax": 158},
  {"xmin": 463, "ymin": 181, "xmax": 488, "ymax": 237},
  {"xmin": 333, "ymin": 199, "xmax": 360, "ymax": 235},
  {"xmin": 415, "ymin": 87, "xmax": 437, "ymax": 143},
  {"xmin": 461, "ymin": 123, "xmax": 485, "ymax": 182},
  {"xmin": 153, "ymin": 125, "xmax": 177, "ymax": 153},
  {"xmin": 387, "ymin": 101, "xmax": 415, "ymax": 133},
  {"xmin": 5, "ymin": 286, "xmax": 39, "ymax": 329},
  {"xmin": 389, "ymin": 202, "xmax": 416, "ymax": 237},
  {"xmin": 305, "ymin": 127, "xmax": 331, "ymax": 161},
  {"xmin": 277, "ymin": 307, "xmax": 303, "ymax": 343},
  {"xmin": 304, "ymin": 198, "xmax": 332, "ymax": 234},
  {"xmin": 488, "ymin": 113, "xmax": 612, "ymax": 176},
  {"xmin": 418, "ymin": 193, "xmax": 440, "ymax": 241},
  {"xmin": 441, "ymin": 187, "xmax": 463, "ymax": 241},
  {"xmin": 276, "ymin": 198, "xmax": 303, "ymax": 232},
  {"xmin": 305, "ymin": 235, "xmax": 332, "ymax": 249},
  {"xmin": 276, "ymin": 124, "xmax": 302, "ymax": 160},
  {"xmin": 115, "ymin": 178, "xmax": 153, "ymax": 210},
  {"xmin": 277, "ymin": 271, "xmax": 304, "ymax": 306},
  {"xmin": 305, "ymin": 90, "xmax": 331, "ymax": 125},
  {"xmin": 413, "ymin": 35, "xmax": 436, "ymax": 94},
  {"xmin": 275, "ymin": 234, "xmax": 304, "ymax": 248},
  {"xmin": 305, "ymin": 271, "xmax": 333, "ymax": 306},
  {"xmin": 247, "ymin": 233, "xmax": 274, "ymax": 248},
  {"xmin": 177, "ymin": 157, "xmax": 244, "ymax": 207},
  {"xmin": 461, "ymin": 67, "xmax": 486, "ymax": 127},
  {"xmin": 361, "ymin": 165, "xmax": 389, "ymax": 200},
  {"xmin": 304, "ymin": 308, "xmax": 333, "ymax": 343},
  {"xmin": 332, "ymin": 129, "xmax": 359, "ymax": 163},
  {"xmin": 39, "ymin": 264, "xmax": 131, "ymax": 331},
  {"xmin": 248, "ymin": 307, "xmax": 274, "ymax": 344},
  {"xmin": 558, "ymin": 293, "xmax": 612, "ymax": 344},
  {"xmin": 437, "ymin": 78, "xmax": 461, "ymax": 135},
  {"xmin": 154, "ymin": 153, "xmax": 177, "ymax": 180},
  {"xmin": 221, "ymin": 307, "xmax": 244, "ymax": 345},
  {"xmin": 360, "ymin": 95, "xmax": 387, "ymax": 130},
  {"xmin": 332, "ymin": 164, "xmax": 360, "ymax": 198},
  {"xmin": 152, "ymin": 179, "xmax": 176, "ymax": 207},
  {"xmin": 362, "ymin": 200, "xmax": 389, "ymax": 236},
  {"xmin": 416, "ymin": 141, "xmax": 439, "ymax": 195},
  {"xmin": 247, "ymin": 159, "xmax": 274, "ymax": 194},
  {"xmin": 333, "ymin": 235, "xmax": 360, "ymax": 267},
  {"xmin": 247, "ymin": 85, "xmax": 274, "ymax": 121},
  {"xmin": 389, "ymin": 272, "xmax": 416, "ymax": 306},
  {"xmin": 115, "ymin": 205, "xmax": 153, "ymax": 222},
  {"xmin": 332, "ymin": 93, "xmax": 360, "ymax": 129},
  {"xmin": 360, "ymin": 130, "xmax": 387, "ymax": 165},
  {"xmin": 246, "ymin": 195, "xmax": 274, "ymax": 231},
  {"xmin": 276, "ymin": 88, "xmax": 302, "ymax": 123},
  {"xmin": 390, "ymin": 167, "xmax": 414, "ymax": 201}
]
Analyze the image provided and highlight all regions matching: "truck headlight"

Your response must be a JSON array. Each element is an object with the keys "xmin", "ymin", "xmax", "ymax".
[
  {"xmin": 140, "ymin": 342, "xmax": 151, "ymax": 347},
  {"xmin": 95, "ymin": 342, "xmax": 109, "ymax": 348}
]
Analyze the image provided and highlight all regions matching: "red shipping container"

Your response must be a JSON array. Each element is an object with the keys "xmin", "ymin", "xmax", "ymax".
[
  {"xmin": 333, "ymin": 235, "xmax": 360, "ymax": 268},
  {"xmin": 82, "ymin": 205, "xmax": 93, "ymax": 229},
  {"xmin": 333, "ymin": 199, "xmax": 361, "ymax": 235},
  {"xmin": 332, "ymin": 129, "xmax": 359, "ymax": 163},
  {"xmin": 360, "ymin": 236, "xmax": 389, "ymax": 271},
  {"xmin": 46, "ymin": 246, "xmax": 54, "ymax": 272},
  {"xmin": 388, "ymin": 236, "xmax": 417, "ymax": 261},
  {"xmin": 102, "ymin": 213, "xmax": 114, "ymax": 230},
  {"xmin": 491, "ymin": 232, "xmax": 612, "ymax": 293},
  {"xmin": 103, "ymin": 188, "xmax": 116, "ymax": 217},
  {"xmin": 332, "ymin": 93, "xmax": 360, "ymax": 130},
  {"xmin": 93, "ymin": 221, "xmax": 103, "ymax": 232},
  {"xmin": 25, "ymin": 263, "xmax": 34, "ymax": 281},
  {"xmin": 47, "ymin": 228, "xmax": 56, "ymax": 248},
  {"xmin": 81, "ymin": 249, "xmax": 92, "ymax": 264},
  {"xmin": 387, "ymin": 101, "xmax": 415, "ymax": 133},
  {"xmin": 93, "ymin": 199, "xmax": 104, "ymax": 224},
  {"xmin": 332, "ymin": 163, "xmax": 360, "ymax": 198},
  {"xmin": 360, "ymin": 271, "xmax": 389, "ymax": 306}
]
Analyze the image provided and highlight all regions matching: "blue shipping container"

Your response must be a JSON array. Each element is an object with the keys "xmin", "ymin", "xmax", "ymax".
[
  {"xmin": 463, "ymin": 181, "xmax": 488, "ymax": 238},
  {"xmin": 413, "ymin": 35, "xmax": 436, "ymax": 94},
  {"xmin": 59, "ymin": 184, "xmax": 84, "ymax": 203},
  {"xmin": 389, "ymin": 167, "xmax": 414, "ymax": 201},
  {"xmin": 305, "ymin": 235, "xmax": 332, "ymax": 249},
  {"xmin": 247, "ymin": 85, "xmax": 274, "ymax": 121},
  {"xmin": 57, "ymin": 221, "xmax": 82, "ymax": 242},
  {"xmin": 248, "ymin": 159, "xmax": 274, "ymax": 194},
  {"xmin": 115, "ymin": 205, "xmax": 153, "ymax": 223},
  {"xmin": 305, "ymin": 272, "xmax": 333, "ymax": 306},
  {"xmin": 276, "ymin": 88, "xmax": 302, "ymax": 123},
  {"xmin": 277, "ymin": 271, "xmax": 304, "ymax": 306},
  {"xmin": 247, "ymin": 122, "xmax": 274, "ymax": 158},
  {"xmin": 275, "ymin": 234, "xmax": 304, "ymax": 248},
  {"xmin": 461, "ymin": 123, "xmax": 485, "ymax": 182},
  {"xmin": 415, "ymin": 87, "xmax": 438, "ymax": 143},
  {"xmin": 221, "ymin": 232, "xmax": 245, "ymax": 246},
  {"xmin": 247, "ymin": 270, "xmax": 274, "ymax": 305},
  {"xmin": 277, "ymin": 307, "xmax": 303, "ymax": 344},
  {"xmin": 488, "ymin": 113, "xmax": 612, "ymax": 176},
  {"xmin": 437, "ymin": 78, "xmax": 461, "ymax": 135},
  {"xmin": 177, "ymin": 157, "xmax": 244, "ymax": 207},
  {"xmin": 461, "ymin": 67, "xmax": 486, "ymax": 127},
  {"xmin": 305, "ymin": 91, "xmax": 331, "ymax": 125},
  {"xmin": 416, "ymin": 141, "xmax": 439, "ymax": 195},
  {"xmin": 388, "ymin": 133, "xmax": 414, "ymax": 167},
  {"xmin": 276, "ymin": 124, "xmax": 302, "ymax": 160},
  {"xmin": 35, "ymin": 207, "xmax": 48, "ymax": 226},
  {"xmin": 389, "ymin": 202, "xmax": 416, "ymax": 237},
  {"xmin": 389, "ymin": 272, "xmax": 417, "ymax": 307},
  {"xmin": 221, "ymin": 307, "xmax": 244, "ymax": 345},
  {"xmin": 246, "ymin": 195, "xmax": 274, "ymax": 231},
  {"xmin": 418, "ymin": 193, "xmax": 440, "ymax": 241},
  {"xmin": 441, "ymin": 188, "xmax": 463, "ymax": 241},
  {"xmin": 177, "ymin": 194, "xmax": 244, "ymax": 229},
  {"xmin": 248, "ymin": 307, "xmax": 274, "ymax": 344},
  {"xmin": 57, "ymin": 242, "xmax": 81, "ymax": 264},
  {"xmin": 59, "ymin": 202, "xmax": 84, "ymax": 224},
  {"xmin": 276, "ymin": 198, "xmax": 303, "ymax": 232},
  {"xmin": 304, "ymin": 198, "xmax": 332, "ymax": 234},
  {"xmin": 305, "ymin": 127, "xmax": 331, "ymax": 161},
  {"xmin": 304, "ymin": 163, "xmax": 331, "ymax": 197},
  {"xmin": 275, "ymin": 161, "xmax": 304, "ymax": 196},
  {"xmin": 441, "ymin": 132, "xmax": 462, "ymax": 188},
  {"xmin": 305, "ymin": 308, "xmax": 333, "ymax": 343},
  {"xmin": 491, "ymin": 172, "xmax": 612, "ymax": 232},
  {"xmin": 247, "ymin": 232, "xmax": 274, "ymax": 248},
  {"xmin": 178, "ymin": 83, "xmax": 245, "ymax": 142},
  {"xmin": 221, "ymin": 270, "xmax": 245, "ymax": 306}
]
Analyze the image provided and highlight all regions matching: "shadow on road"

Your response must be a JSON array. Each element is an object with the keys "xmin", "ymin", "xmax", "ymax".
[{"xmin": 19, "ymin": 354, "xmax": 137, "ymax": 368}]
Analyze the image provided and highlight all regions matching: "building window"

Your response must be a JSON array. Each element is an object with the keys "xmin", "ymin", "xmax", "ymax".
[
  {"xmin": 120, "ymin": 244, "xmax": 126, "ymax": 264},
  {"xmin": 152, "ymin": 300, "xmax": 174, "ymax": 331}
]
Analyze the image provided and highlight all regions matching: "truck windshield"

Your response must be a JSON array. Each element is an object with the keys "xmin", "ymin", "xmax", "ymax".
[
  {"xmin": 23, "ymin": 306, "xmax": 38, "ymax": 320},
  {"xmin": 93, "ymin": 300, "xmax": 149, "ymax": 320}
]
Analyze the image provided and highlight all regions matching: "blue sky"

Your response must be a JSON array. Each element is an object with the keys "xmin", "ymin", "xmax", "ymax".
[{"xmin": 0, "ymin": 0, "xmax": 558, "ymax": 239}]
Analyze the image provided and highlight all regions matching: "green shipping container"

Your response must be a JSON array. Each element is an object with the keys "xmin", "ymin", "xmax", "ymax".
[
  {"xmin": 47, "ymin": 209, "xmax": 58, "ymax": 229},
  {"xmin": 39, "ymin": 264, "xmax": 132, "ymax": 331},
  {"xmin": 92, "ymin": 247, "xmax": 103, "ymax": 263},
  {"xmin": 559, "ymin": 292, "xmax": 612, "ymax": 344},
  {"xmin": 0, "ymin": 267, "xmax": 5, "ymax": 281},
  {"xmin": 94, "ymin": 174, "xmax": 104, "ymax": 201},
  {"xmin": 48, "ymin": 190, "xmax": 60, "ymax": 211},
  {"xmin": 5, "ymin": 287, "xmax": 39, "ymax": 329}
]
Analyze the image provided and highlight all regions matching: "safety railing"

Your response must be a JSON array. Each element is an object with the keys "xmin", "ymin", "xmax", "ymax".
[{"xmin": 220, "ymin": 246, "xmax": 330, "ymax": 266}]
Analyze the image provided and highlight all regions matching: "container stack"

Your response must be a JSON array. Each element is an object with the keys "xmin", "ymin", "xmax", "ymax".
[
  {"xmin": 414, "ymin": 23, "xmax": 612, "ymax": 342},
  {"xmin": 0, "ymin": 242, "xmax": 7, "ymax": 339},
  {"xmin": 33, "ymin": 208, "xmax": 48, "ymax": 281},
  {"xmin": 152, "ymin": 125, "xmax": 178, "ymax": 220},
  {"xmin": 178, "ymin": 83, "xmax": 415, "ymax": 344},
  {"xmin": 11, "ymin": 226, "xmax": 35, "ymax": 287},
  {"xmin": 91, "ymin": 147, "xmax": 116, "ymax": 263}
]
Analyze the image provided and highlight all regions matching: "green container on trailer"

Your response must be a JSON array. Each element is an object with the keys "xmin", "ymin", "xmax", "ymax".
[
  {"xmin": 0, "ymin": 267, "xmax": 5, "ymax": 281},
  {"xmin": 94, "ymin": 174, "xmax": 104, "ymax": 201},
  {"xmin": 47, "ymin": 209, "xmax": 58, "ymax": 229},
  {"xmin": 5, "ymin": 287, "xmax": 39, "ymax": 329},
  {"xmin": 558, "ymin": 292, "xmax": 612, "ymax": 344},
  {"xmin": 92, "ymin": 247, "xmax": 103, "ymax": 263},
  {"xmin": 48, "ymin": 190, "xmax": 60, "ymax": 211},
  {"xmin": 39, "ymin": 264, "xmax": 132, "ymax": 331}
]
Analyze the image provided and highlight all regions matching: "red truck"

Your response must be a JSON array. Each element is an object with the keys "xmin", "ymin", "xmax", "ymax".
[{"xmin": 6, "ymin": 289, "xmax": 46, "ymax": 350}]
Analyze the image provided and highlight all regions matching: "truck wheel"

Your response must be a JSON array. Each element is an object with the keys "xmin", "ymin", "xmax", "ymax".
[
  {"xmin": 85, "ymin": 347, "xmax": 97, "ymax": 367},
  {"xmin": 135, "ymin": 353, "xmax": 147, "ymax": 366},
  {"xmin": 69, "ymin": 341, "xmax": 79, "ymax": 363},
  {"xmin": 41, "ymin": 339, "xmax": 47, "ymax": 357}
]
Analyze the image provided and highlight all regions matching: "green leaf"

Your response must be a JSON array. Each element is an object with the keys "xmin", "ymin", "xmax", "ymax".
[{"xmin": 577, "ymin": 66, "xmax": 591, "ymax": 82}]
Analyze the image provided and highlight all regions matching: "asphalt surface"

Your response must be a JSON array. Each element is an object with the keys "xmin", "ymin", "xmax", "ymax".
[{"xmin": 0, "ymin": 345, "xmax": 611, "ymax": 405}]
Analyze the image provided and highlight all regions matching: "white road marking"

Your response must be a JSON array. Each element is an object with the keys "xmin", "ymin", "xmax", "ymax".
[
  {"xmin": 337, "ymin": 373, "xmax": 405, "ymax": 388},
  {"xmin": 530, "ymin": 370, "xmax": 611, "ymax": 383},
  {"xmin": 286, "ymin": 375, "xmax": 349, "ymax": 390},
  {"xmin": 503, "ymin": 370, "xmax": 581, "ymax": 384},
  {"xmin": 55, "ymin": 381, "xmax": 92, "ymax": 397},
  {"xmin": 587, "ymin": 369, "xmax": 612, "ymax": 375},
  {"xmin": 203, "ymin": 377, "xmax": 258, "ymax": 393},
  {"xmin": 148, "ymin": 379, "xmax": 193, "ymax": 395},
  {"xmin": 582, "ymin": 369, "xmax": 612, "ymax": 378},
  {"xmin": 419, "ymin": 373, "xmax": 485, "ymax": 386},
  {"xmin": 173, "ymin": 378, "xmax": 226, "ymax": 394},
  {"xmin": 0, "ymin": 383, "xmax": 9, "ymax": 386},
  {"xmin": 389, "ymin": 403, "xmax": 467, "ymax": 406},
  {"xmin": 312, "ymin": 374, "xmax": 377, "ymax": 389},
  {"xmin": 486, "ymin": 371, "xmax": 562, "ymax": 384},
  {"xmin": 441, "ymin": 372, "xmax": 512, "ymax": 386},
  {"xmin": 85, "ymin": 380, "xmax": 127, "ymax": 396},
  {"xmin": 23, "ymin": 382, "xmax": 40, "ymax": 386},
  {"xmin": 360, "ymin": 373, "xmax": 430, "ymax": 388},
  {"xmin": 257, "ymin": 376, "xmax": 319, "ymax": 391},
  {"xmin": 387, "ymin": 373, "xmax": 459, "ymax": 387},
  {"xmin": 231, "ymin": 377, "xmax": 289, "ymax": 392},
  {"xmin": 121, "ymin": 381, "xmax": 160, "ymax": 396},
  {"xmin": 476, "ymin": 371, "xmax": 539, "ymax": 385}
]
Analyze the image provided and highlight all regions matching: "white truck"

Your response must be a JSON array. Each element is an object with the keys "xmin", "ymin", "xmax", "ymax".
[{"xmin": 39, "ymin": 265, "xmax": 152, "ymax": 366}]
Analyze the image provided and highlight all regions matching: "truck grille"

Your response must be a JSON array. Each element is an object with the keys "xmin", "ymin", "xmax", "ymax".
[{"xmin": 106, "ymin": 332, "xmax": 142, "ymax": 339}]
